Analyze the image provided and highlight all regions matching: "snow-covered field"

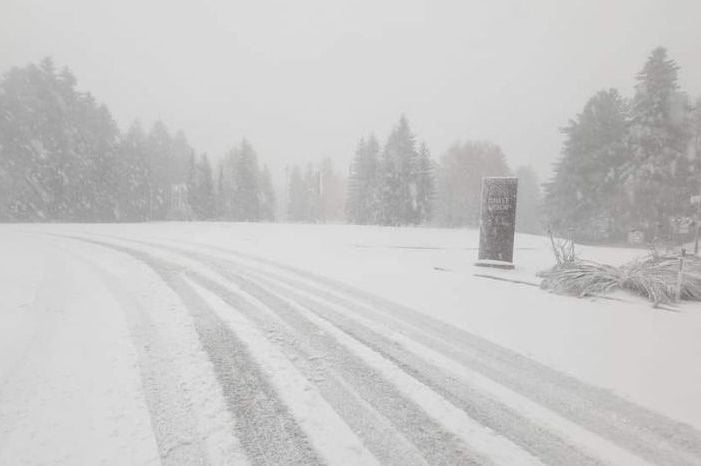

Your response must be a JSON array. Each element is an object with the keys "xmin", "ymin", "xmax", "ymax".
[{"xmin": 1, "ymin": 222, "xmax": 701, "ymax": 465}]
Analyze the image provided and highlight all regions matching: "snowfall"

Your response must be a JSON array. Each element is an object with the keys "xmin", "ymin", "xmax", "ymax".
[{"xmin": 1, "ymin": 223, "xmax": 700, "ymax": 465}]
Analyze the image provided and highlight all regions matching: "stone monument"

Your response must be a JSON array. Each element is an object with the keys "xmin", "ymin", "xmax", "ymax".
[{"xmin": 475, "ymin": 177, "xmax": 518, "ymax": 269}]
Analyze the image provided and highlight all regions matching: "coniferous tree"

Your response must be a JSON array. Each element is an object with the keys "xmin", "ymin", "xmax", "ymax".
[
  {"xmin": 346, "ymin": 135, "xmax": 381, "ymax": 224},
  {"xmin": 626, "ymin": 47, "xmax": 693, "ymax": 238},
  {"xmin": 303, "ymin": 163, "xmax": 321, "ymax": 222},
  {"xmin": 692, "ymin": 98, "xmax": 701, "ymax": 182},
  {"xmin": 170, "ymin": 131, "xmax": 193, "ymax": 186},
  {"xmin": 287, "ymin": 165, "xmax": 306, "ymax": 221},
  {"xmin": 0, "ymin": 58, "xmax": 119, "ymax": 221},
  {"xmin": 379, "ymin": 115, "xmax": 418, "ymax": 225},
  {"xmin": 259, "ymin": 164, "xmax": 276, "ymax": 221},
  {"xmin": 412, "ymin": 142, "xmax": 435, "ymax": 224},
  {"xmin": 199, "ymin": 155, "xmax": 216, "ymax": 219},
  {"xmin": 215, "ymin": 163, "xmax": 228, "ymax": 219},
  {"xmin": 167, "ymin": 131, "xmax": 195, "ymax": 219},
  {"xmin": 347, "ymin": 120, "xmax": 432, "ymax": 226},
  {"xmin": 146, "ymin": 121, "xmax": 173, "ymax": 220},
  {"xmin": 116, "ymin": 122, "xmax": 150, "ymax": 221},
  {"xmin": 77, "ymin": 101, "xmax": 120, "ymax": 221},
  {"xmin": 186, "ymin": 151, "xmax": 197, "ymax": 217},
  {"xmin": 346, "ymin": 138, "xmax": 366, "ymax": 224},
  {"xmin": 543, "ymin": 89, "xmax": 630, "ymax": 240},
  {"xmin": 0, "ymin": 58, "xmax": 206, "ymax": 224},
  {"xmin": 187, "ymin": 153, "xmax": 215, "ymax": 220},
  {"xmin": 541, "ymin": 47, "xmax": 699, "ymax": 242},
  {"xmin": 230, "ymin": 139, "xmax": 260, "ymax": 221}
]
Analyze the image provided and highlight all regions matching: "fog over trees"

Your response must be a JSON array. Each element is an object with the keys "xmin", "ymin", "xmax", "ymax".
[
  {"xmin": 432, "ymin": 141, "xmax": 511, "ymax": 228},
  {"xmin": 1, "ymin": 47, "xmax": 699, "ymax": 241},
  {"xmin": 284, "ymin": 158, "xmax": 345, "ymax": 223},
  {"xmin": 544, "ymin": 47, "xmax": 701, "ymax": 242},
  {"xmin": 346, "ymin": 116, "xmax": 435, "ymax": 226}
]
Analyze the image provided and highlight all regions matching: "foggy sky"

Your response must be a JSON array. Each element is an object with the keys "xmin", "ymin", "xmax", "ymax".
[{"xmin": 2, "ymin": 0, "xmax": 701, "ymax": 180}]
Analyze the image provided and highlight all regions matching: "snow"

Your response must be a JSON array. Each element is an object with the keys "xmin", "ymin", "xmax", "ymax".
[
  {"xmin": 186, "ymin": 277, "xmax": 380, "ymax": 466},
  {"xmin": 0, "ymin": 235, "xmax": 160, "ymax": 465},
  {"xmin": 1, "ymin": 222, "xmax": 701, "ymax": 464},
  {"xmin": 246, "ymin": 267, "xmax": 649, "ymax": 465},
  {"xmin": 263, "ymin": 282, "xmax": 542, "ymax": 466},
  {"xmin": 77, "ymin": 243, "xmax": 248, "ymax": 465}
]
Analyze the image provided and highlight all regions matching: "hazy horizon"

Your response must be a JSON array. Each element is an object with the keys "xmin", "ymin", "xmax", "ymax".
[{"xmin": 3, "ymin": 0, "xmax": 701, "ymax": 180}]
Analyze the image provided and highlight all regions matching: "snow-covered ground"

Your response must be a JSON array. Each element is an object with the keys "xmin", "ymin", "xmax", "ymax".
[{"xmin": 1, "ymin": 222, "xmax": 701, "ymax": 465}]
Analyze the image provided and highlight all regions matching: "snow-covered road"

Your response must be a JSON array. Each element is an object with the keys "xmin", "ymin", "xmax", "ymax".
[{"xmin": 2, "ymin": 224, "xmax": 701, "ymax": 465}]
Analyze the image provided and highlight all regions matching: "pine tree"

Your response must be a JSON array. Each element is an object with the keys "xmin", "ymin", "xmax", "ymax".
[
  {"xmin": 287, "ymin": 165, "xmax": 306, "ymax": 221},
  {"xmin": 188, "ymin": 153, "xmax": 215, "ymax": 220},
  {"xmin": 346, "ymin": 135, "xmax": 381, "ymax": 224},
  {"xmin": 230, "ymin": 139, "xmax": 260, "ymax": 221},
  {"xmin": 0, "ymin": 58, "xmax": 119, "ymax": 222},
  {"xmin": 215, "ymin": 163, "xmax": 228, "ymax": 219},
  {"xmin": 116, "ymin": 122, "xmax": 150, "ymax": 221},
  {"xmin": 346, "ymin": 137, "xmax": 366, "ymax": 223},
  {"xmin": 692, "ymin": 98, "xmax": 701, "ymax": 182},
  {"xmin": 186, "ymin": 151, "xmax": 197, "ymax": 217},
  {"xmin": 199, "ymin": 155, "xmax": 216, "ymax": 219},
  {"xmin": 164, "ymin": 131, "xmax": 194, "ymax": 219},
  {"xmin": 259, "ymin": 164, "xmax": 276, "ymax": 221},
  {"xmin": 543, "ymin": 89, "xmax": 630, "ymax": 240},
  {"xmin": 85, "ymin": 103, "xmax": 120, "ymax": 221},
  {"xmin": 304, "ymin": 163, "xmax": 320, "ymax": 222},
  {"xmin": 146, "ymin": 121, "xmax": 173, "ymax": 220},
  {"xmin": 0, "ymin": 58, "xmax": 215, "ymax": 224},
  {"xmin": 626, "ymin": 47, "xmax": 692, "ymax": 239},
  {"xmin": 412, "ymin": 142, "xmax": 435, "ymax": 224},
  {"xmin": 379, "ymin": 115, "xmax": 418, "ymax": 225},
  {"xmin": 170, "ymin": 131, "xmax": 193, "ymax": 185}
]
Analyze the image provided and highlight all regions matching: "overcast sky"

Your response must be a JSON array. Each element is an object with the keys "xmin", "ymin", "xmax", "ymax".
[{"xmin": 2, "ymin": 0, "xmax": 700, "ymax": 181}]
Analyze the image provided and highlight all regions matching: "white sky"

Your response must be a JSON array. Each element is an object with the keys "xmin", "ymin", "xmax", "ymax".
[{"xmin": 2, "ymin": 0, "xmax": 700, "ymax": 180}]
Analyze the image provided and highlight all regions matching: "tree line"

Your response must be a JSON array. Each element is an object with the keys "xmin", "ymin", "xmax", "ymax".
[
  {"xmin": 285, "ymin": 158, "xmax": 345, "ymax": 223},
  {"xmin": 543, "ymin": 47, "xmax": 701, "ymax": 242},
  {"xmin": 345, "ymin": 116, "xmax": 542, "ymax": 232},
  {"xmin": 0, "ymin": 58, "xmax": 275, "ymax": 222},
  {"xmin": 1, "ymin": 57, "xmax": 545, "ymax": 230},
  {"xmin": 216, "ymin": 139, "xmax": 275, "ymax": 222},
  {"xmin": 346, "ymin": 116, "xmax": 434, "ymax": 226}
]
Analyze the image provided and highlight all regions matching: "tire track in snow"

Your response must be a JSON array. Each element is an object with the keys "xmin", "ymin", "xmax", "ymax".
[
  {"xmin": 182, "ymin": 276, "xmax": 383, "ymax": 466},
  {"xmin": 233, "ymin": 268, "xmax": 605, "ymax": 465},
  {"xmin": 217, "ymin": 272, "xmax": 541, "ymax": 466},
  {"xmin": 79, "ymin": 261, "xmax": 209, "ymax": 465},
  {"xmin": 60, "ymin": 233, "xmax": 701, "ymax": 465},
  {"xmin": 148, "ymin": 242, "xmax": 608, "ymax": 465},
  {"xmin": 242, "ymin": 268, "xmax": 649, "ymax": 465},
  {"xmin": 64, "ymin": 237, "xmax": 322, "ymax": 466},
  {"xmin": 144, "ymin": 238, "xmax": 701, "ymax": 466},
  {"xmin": 64, "ymin": 234, "xmax": 501, "ymax": 465},
  {"xmin": 181, "ymin": 272, "xmax": 429, "ymax": 466},
  {"xmin": 180, "ymin": 258, "xmax": 494, "ymax": 464}
]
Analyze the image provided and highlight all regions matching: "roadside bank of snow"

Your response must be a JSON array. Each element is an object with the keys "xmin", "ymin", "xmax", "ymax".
[{"xmin": 0, "ymin": 233, "xmax": 160, "ymax": 465}]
